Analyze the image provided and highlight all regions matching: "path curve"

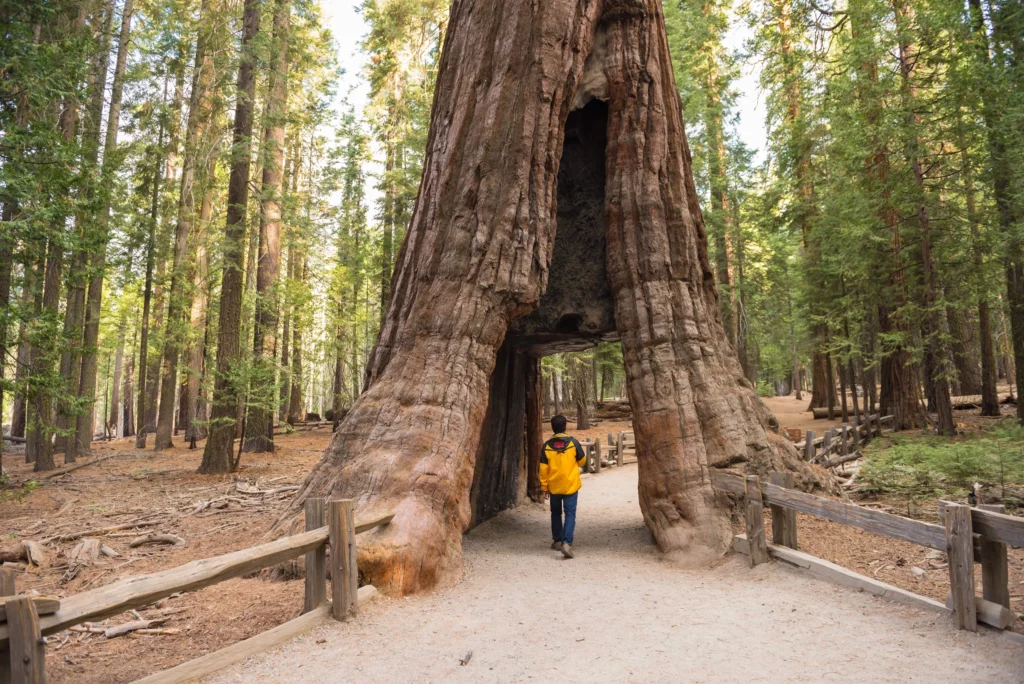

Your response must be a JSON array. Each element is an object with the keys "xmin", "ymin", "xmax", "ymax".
[{"xmin": 210, "ymin": 465, "xmax": 1023, "ymax": 682}]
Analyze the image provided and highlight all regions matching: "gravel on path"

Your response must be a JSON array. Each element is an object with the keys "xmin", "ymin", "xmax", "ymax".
[{"xmin": 209, "ymin": 465, "xmax": 1024, "ymax": 683}]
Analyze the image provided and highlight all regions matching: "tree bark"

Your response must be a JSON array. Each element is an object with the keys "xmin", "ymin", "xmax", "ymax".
[
  {"xmin": 199, "ymin": 0, "xmax": 262, "ymax": 473},
  {"xmin": 277, "ymin": 0, "xmax": 814, "ymax": 595}
]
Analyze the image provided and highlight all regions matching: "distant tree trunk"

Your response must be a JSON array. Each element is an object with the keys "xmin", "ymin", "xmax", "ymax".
[
  {"xmin": 287, "ymin": 252, "xmax": 307, "ymax": 424},
  {"xmin": 29, "ymin": 7, "xmax": 85, "ymax": 469},
  {"xmin": 73, "ymin": 0, "xmax": 134, "ymax": 458},
  {"xmin": 243, "ymin": 0, "xmax": 290, "ymax": 452},
  {"xmin": 108, "ymin": 310, "xmax": 127, "ymax": 435},
  {"xmin": 156, "ymin": 0, "xmax": 217, "ymax": 450},
  {"xmin": 182, "ymin": 188, "xmax": 213, "ymax": 444},
  {"xmin": 54, "ymin": 0, "xmax": 115, "ymax": 456},
  {"xmin": 276, "ymin": 0, "xmax": 814, "ymax": 595},
  {"xmin": 553, "ymin": 370, "xmax": 562, "ymax": 416},
  {"xmin": 946, "ymin": 307, "xmax": 982, "ymax": 397},
  {"xmin": 789, "ymin": 294, "xmax": 801, "ymax": 400},
  {"xmin": 9, "ymin": 257, "xmax": 35, "ymax": 439},
  {"xmin": 199, "ymin": 0, "xmax": 262, "ymax": 474},
  {"xmin": 542, "ymin": 373, "xmax": 552, "ymax": 418},
  {"xmin": 571, "ymin": 355, "xmax": 591, "ymax": 430},
  {"xmin": 135, "ymin": 115, "xmax": 165, "ymax": 449},
  {"xmin": 965, "ymin": 0, "xmax": 1024, "ymax": 421},
  {"xmin": 894, "ymin": 0, "xmax": 954, "ymax": 435}
]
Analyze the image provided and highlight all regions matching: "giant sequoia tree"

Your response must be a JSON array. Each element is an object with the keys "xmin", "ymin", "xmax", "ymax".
[{"xmin": 279, "ymin": 0, "xmax": 812, "ymax": 594}]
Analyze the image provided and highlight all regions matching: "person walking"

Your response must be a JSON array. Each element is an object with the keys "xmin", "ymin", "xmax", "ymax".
[{"xmin": 539, "ymin": 414, "xmax": 586, "ymax": 559}]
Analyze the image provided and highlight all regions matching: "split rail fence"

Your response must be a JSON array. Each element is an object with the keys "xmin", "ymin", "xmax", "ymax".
[
  {"xmin": 796, "ymin": 413, "xmax": 894, "ymax": 465},
  {"xmin": 0, "ymin": 500, "xmax": 393, "ymax": 684},
  {"xmin": 713, "ymin": 470, "xmax": 1023, "ymax": 633},
  {"xmin": 580, "ymin": 430, "xmax": 636, "ymax": 475}
]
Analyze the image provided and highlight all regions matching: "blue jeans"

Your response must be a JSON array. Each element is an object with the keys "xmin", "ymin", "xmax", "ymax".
[{"xmin": 550, "ymin": 492, "xmax": 578, "ymax": 546}]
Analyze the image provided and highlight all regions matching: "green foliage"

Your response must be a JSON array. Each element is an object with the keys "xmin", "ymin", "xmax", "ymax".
[{"xmin": 860, "ymin": 422, "xmax": 1024, "ymax": 500}]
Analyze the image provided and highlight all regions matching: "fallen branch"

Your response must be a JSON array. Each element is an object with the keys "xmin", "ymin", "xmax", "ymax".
[
  {"xmin": 104, "ymin": 618, "xmax": 167, "ymax": 638},
  {"xmin": 821, "ymin": 451, "xmax": 863, "ymax": 469},
  {"xmin": 39, "ymin": 453, "xmax": 117, "ymax": 481},
  {"xmin": 129, "ymin": 534, "xmax": 185, "ymax": 549},
  {"xmin": 44, "ymin": 518, "xmax": 165, "ymax": 544},
  {"xmin": 234, "ymin": 480, "xmax": 300, "ymax": 496}
]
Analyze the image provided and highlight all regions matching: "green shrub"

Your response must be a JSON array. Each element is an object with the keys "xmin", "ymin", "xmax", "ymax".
[{"xmin": 859, "ymin": 421, "xmax": 1024, "ymax": 501}]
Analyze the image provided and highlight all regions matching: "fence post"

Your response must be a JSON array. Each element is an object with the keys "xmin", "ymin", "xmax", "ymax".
[
  {"xmin": 1, "ymin": 567, "xmax": 15, "ymax": 684},
  {"xmin": 804, "ymin": 430, "xmax": 815, "ymax": 462},
  {"xmin": 821, "ymin": 431, "xmax": 832, "ymax": 461},
  {"xmin": 6, "ymin": 597, "xmax": 45, "ymax": 684},
  {"xmin": 616, "ymin": 432, "xmax": 625, "ymax": 467},
  {"xmin": 839, "ymin": 426, "xmax": 848, "ymax": 456},
  {"xmin": 303, "ymin": 498, "xmax": 327, "ymax": 614},
  {"xmin": 977, "ymin": 504, "xmax": 1010, "ymax": 609},
  {"xmin": 594, "ymin": 441, "xmax": 602, "ymax": 473},
  {"xmin": 744, "ymin": 475, "xmax": 769, "ymax": 567},
  {"xmin": 769, "ymin": 472, "xmax": 798, "ymax": 549},
  {"xmin": 329, "ymin": 499, "xmax": 358, "ymax": 621},
  {"xmin": 945, "ymin": 503, "xmax": 978, "ymax": 631}
]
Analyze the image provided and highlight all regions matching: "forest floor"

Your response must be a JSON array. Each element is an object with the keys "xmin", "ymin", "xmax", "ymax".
[
  {"xmin": 1, "ymin": 409, "xmax": 1022, "ymax": 681},
  {"xmin": 207, "ymin": 463, "xmax": 1023, "ymax": 683}
]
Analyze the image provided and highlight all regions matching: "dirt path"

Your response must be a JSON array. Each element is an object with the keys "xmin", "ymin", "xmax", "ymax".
[{"xmin": 208, "ymin": 466, "xmax": 1023, "ymax": 683}]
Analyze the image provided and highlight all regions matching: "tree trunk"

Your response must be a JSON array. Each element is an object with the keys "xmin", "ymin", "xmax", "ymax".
[
  {"xmin": 155, "ymin": 0, "xmax": 217, "ymax": 450},
  {"xmin": 571, "ymin": 354, "xmax": 591, "ymax": 430},
  {"xmin": 243, "ymin": 0, "xmax": 290, "ymax": 452},
  {"xmin": 946, "ymin": 306, "xmax": 982, "ymax": 397},
  {"xmin": 29, "ymin": 6, "xmax": 85, "ymax": 469},
  {"xmin": 287, "ymin": 252, "xmax": 307, "ymax": 424},
  {"xmin": 199, "ymin": 0, "xmax": 262, "ymax": 473},
  {"xmin": 967, "ymin": 0, "xmax": 1022, "ymax": 419},
  {"xmin": 135, "ymin": 114, "xmax": 164, "ymax": 449},
  {"xmin": 277, "ymin": 0, "xmax": 814, "ymax": 595},
  {"xmin": 894, "ymin": 0, "xmax": 954, "ymax": 435},
  {"xmin": 71, "ymin": 0, "xmax": 134, "ymax": 458},
  {"xmin": 525, "ymin": 357, "xmax": 544, "ymax": 501}
]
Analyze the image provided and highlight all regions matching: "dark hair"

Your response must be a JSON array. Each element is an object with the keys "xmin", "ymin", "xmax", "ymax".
[{"xmin": 551, "ymin": 414, "xmax": 567, "ymax": 434}]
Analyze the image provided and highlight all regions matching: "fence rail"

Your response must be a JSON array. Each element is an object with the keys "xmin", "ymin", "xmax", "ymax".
[
  {"xmin": 713, "ymin": 470, "xmax": 1022, "ymax": 633},
  {"xmin": 0, "ymin": 503, "xmax": 393, "ymax": 683}
]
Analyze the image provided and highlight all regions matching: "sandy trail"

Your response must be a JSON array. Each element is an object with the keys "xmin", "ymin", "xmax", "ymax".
[{"xmin": 209, "ymin": 465, "xmax": 1023, "ymax": 683}]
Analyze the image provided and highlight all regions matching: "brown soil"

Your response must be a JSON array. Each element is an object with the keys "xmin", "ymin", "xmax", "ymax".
[
  {"xmin": 1, "ymin": 429, "xmax": 330, "ymax": 683},
  {"xmin": 1, "ymin": 412, "xmax": 1021, "ymax": 683}
]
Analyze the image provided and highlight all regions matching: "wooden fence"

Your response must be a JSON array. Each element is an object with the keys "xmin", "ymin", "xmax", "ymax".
[
  {"xmin": 0, "ymin": 500, "xmax": 393, "ymax": 684},
  {"xmin": 714, "ymin": 471, "xmax": 1022, "ymax": 633},
  {"xmin": 581, "ymin": 430, "xmax": 635, "ymax": 475},
  {"xmin": 797, "ymin": 413, "xmax": 894, "ymax": 465}
]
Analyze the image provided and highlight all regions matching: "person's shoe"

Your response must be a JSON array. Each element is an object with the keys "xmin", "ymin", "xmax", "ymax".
[
  {"xmin": 561, "ymin": 544, "xmax": 574, "ymax": 559},
  {"xmin": 551, "ymin": 541, "xmax": 563, "ymax": 551}
]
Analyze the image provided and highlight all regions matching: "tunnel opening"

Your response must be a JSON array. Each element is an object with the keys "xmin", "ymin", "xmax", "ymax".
[{"xmin": 471, "ymin": 98, "xmax": 622, "ymax": 527}]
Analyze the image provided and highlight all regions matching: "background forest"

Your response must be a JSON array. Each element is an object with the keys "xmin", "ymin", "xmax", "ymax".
[{"xmin": 1, "ymin": 0, "xmax": 1023, "ymax": 475}]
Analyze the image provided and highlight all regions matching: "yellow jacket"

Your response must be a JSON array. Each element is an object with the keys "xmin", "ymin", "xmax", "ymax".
[{"xmin": 539, "ymin": 433, "xmax": 586, "ymax": 495}]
